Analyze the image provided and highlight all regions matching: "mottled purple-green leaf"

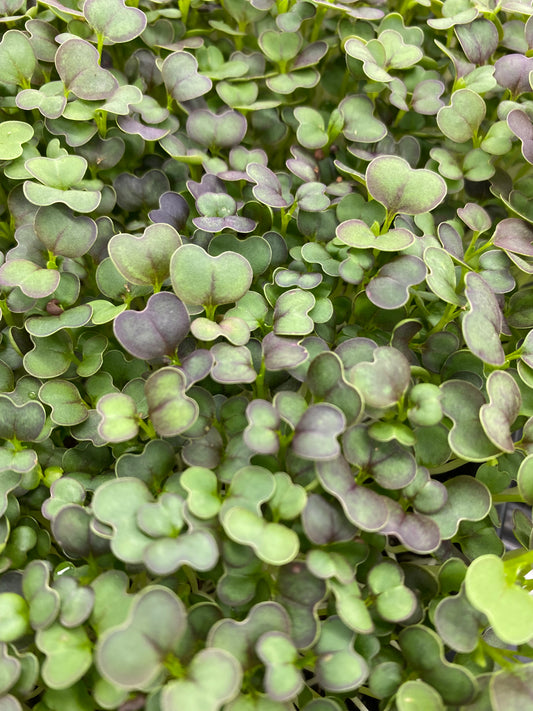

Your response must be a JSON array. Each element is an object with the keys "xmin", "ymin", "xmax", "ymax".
[
  {"xmin": 34, "ymin": 205, "xmax": 97, "ymax": 258},
  {"xmin": 187, "ymin": 109, "xmax": 247, "ymax": 149},
  {"xmin": 366, "ymin": 255, "xmax": 426, "ymax": 310},
  {"xmin": 302, "ymin": 493, "xmax": 357, "ymax": 545},
  {"xmin": 306, "ymin": 352, "xmax": 363, "ymax": 423},
  {"xmin": 342, "ymin": 424, "xmax": 416, "ymax": 489},
  {"xmin": 113, "ymin": 292, "xmax": 190, "ymax": 361},
  {"xmin": 507, "ymin": 109, "xmax": 533, "ymax": 164},
  {"xmin": 145, "ymin": 367, "xmax": 199, "ymax": 437},
  {"xmin": 243, "ymin": 399, "xmax": 279, "ymax": 455},
  {"xmin": 113, "ymin": 169, "xmax": 170, "ymax": 212},
  {"xmin": 273, "ymin": 289, "xmax": 315, "ymax": 336},
  {"xmin": 171, "ymin": 244, "xmax": 253, "ymax": 307},
  {"xmin": 291, "ymin": 404, "xmax": 346, "ymax": 461},
  {"xmin": 83, "ymin": 0, "xmax": 146, "ymax": 43},
  {"xmin": 162, "ymin": 51, "xmax": 212, "ymax": 102},
  {"xmin": 440, "ymin": 380, "xmax": 500, "ymax": 461},
  {"xmin": 116, "ymin": 114, "xmax": 172, "ymax": 141},
  {"xmin": 108, "ymin": 223, "xmax": 181, "ymax": 288},
  {"xmin": 211, "ymin": 343, "xmax": 256, "ymax": 384},
  {"xmin": 455, "ymin": 19, "xmax": 498, "ymax": 64},
  {"xmin": 493, "ymin": 218, "xmax": 533, "ymax": 256},
  {"xmin": 295, "ymin": 182, "xmax": 329, "ymax": 212},
  {"xmin": 0, "ymin": 395, "xmax": 46, "ymax": 443},
  {"xmin": 148, "ymin": 191, "xmax": 189, "ymax": 232},
  {"xmin": 366, "ymin": 156, "xmax": 446, "ymax": 215},
  {"xmin": 261, "ymin": 331, "xmax": 307, "ymax": 371},
  {"xmin": 491, "ymin": 666, "xmax": 533, "ymax": 711},
  {"xmin": 55, "ymin": 38, "xmax": 118, "ymax": 100},
  {"xmin": 494, "ymin": 53, "xmax": 533, "ymax": 96},
  {"xmin": 479, "ymin": 370, "xmax": 521, "ymax": 452},
  {"xmin": 411, "ymin": 79, "xmax": 446, "ymax": 115},
  {"xmin": 96, "ymin": 586, "xmax": 186, "ymax": 690},
  {"xmin": 457, "ymin": 202, "xmax": 491, "ymax": 233},
  {"xmin": 463, "ymin": 271, "xmax": 504, "ymax": 365},
  {"xmin": 16, "ymin": 83, "xmax": 65, "ymax": 120}
]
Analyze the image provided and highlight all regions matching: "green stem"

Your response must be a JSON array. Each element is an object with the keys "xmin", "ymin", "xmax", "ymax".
[
  {"xmin": 254, "ymin": 358, "xmax": 268, "ymax": 400},
  {"xmin": 96, "ymin": 33, "xmax": 104, "ymax": 64},
  {"xmin": 0, "ymin": 299, "xmax": 14, "ymax": 328},
  {"xmin": 310, "ymin": 6, "xmax": 327, "ymax": 43},
  {"xmin": 179, "ymin": 0, "xmax": 190, "ymax": 25},
  {"xmin": 426, "ymin": 302, "xmax": 460, "ymax": 337},
  {"xmin": 138, "ymin": 418, "xmax": 157, "ymax": 439},
  {"xmin": 204, "ymin": 303, "xmax": 217, "ymax": 321},
  {"xmin": 492, "ymin": 492, "xmax": 526, "ymax": 503}
]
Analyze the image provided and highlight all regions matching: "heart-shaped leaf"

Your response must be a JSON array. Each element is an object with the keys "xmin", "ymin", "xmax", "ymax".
[
  {"xmin": 162, "ymin": 51, "xmax": 212, "ymax": 102},
  {"xmin": 256, "ymin": 632, "xmax": 303, "ymax": 702},
  {"xmin": 291, "ymin": 404, "xmax": 346, "ymax": 461},
  {"xmin": 349, "ymin": 346, "xmax": 410, "ymax": 409},
  {"xmin": 463, "ymin": 271, "xmax": 504, "ymax": 366},
  {"xmin": 171, "ymin": 244, "xmax": 253, "ymax": 307},
  {"xmin": 366, "ymin": 156, "xmax": 447, "ymax": 216},
  {"xmin": 145, "ymin": 366, "xmax": 199, "ymax": 437},
  {"xmin": 337, "ymin": 220, "xmax": 414, "ymax": 251},
  {"xmin": 96, "ymin": 392, "xmax": 139, "ymax": 443},
  {"xmin": 0, "ymin": 121, "xmax": 33, "ymax": 161},
  {"xmin": 36, "ymin": 624, "xmax": 92, "ymax": 690},
  {"xmin": 96, "ymin": 586, "xmax": 186, "ymax": 689},
  {"xmin": 187, "ymin": 109, "xmax": 247, "ymax": 149},
  {"xmin": 108, "ymin": 223, "xmax": 181, "ymax": 288},
  {"xmin": 437, "ymin": 89, "xmax": 486, "ymax": 143},
  {"xmin": 114, "ymin": 292, "xmax": 190, "ymax": 360},
  {"xmin": 161, "ymin": 648, "xmax": 242, "ymax": 711},
  {"xmin": 0, "ymin": 260, "xmax": 60, "ymax": 298},
  {"xmin": 222, "ymin": 507, "xmax": 299, "ymax": 565},
  {"xmin": 465, "ymin": 554, "xmax": 533, "ymax": 645},
  {"xmin": 479, "ymin": 370, "xmax": 521, "ymax": 452},
  {"xmin": 83, "ymin": 0, "xmax": 147, "ymax": 43},
  {"xmin": 55, "ymin": 38, "xmax": 118, "ymax": 100},
  {"xmin": 0, "ymin": 395, "xmax": 46, "ymax": 443},
  {"xmin": 0, "ymin": 29, "xmax": 35, "ymax": 87},
  {"xmin": 34, "ymin": 205, "xmax": 97, "ymax": 258}
]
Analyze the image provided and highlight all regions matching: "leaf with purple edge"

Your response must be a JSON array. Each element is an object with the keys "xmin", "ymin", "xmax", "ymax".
[
  {"xmin": 494, "ymin": 53, "xmax": 533, "ymax": 96},
  {"xmin": 145, "ymin": 366, "xmax": 199, "ymax": 437},
  {"xmin": 113, "ymin": 292, "xmax": 190, "ymax": 360},
  {"xmin": 426, "ymin": 475, "xmax": 491, "ymax": 540},
  {"xmin": 256, "ymin": 632, "xmax": 303, "ymax": 702},
  {"xmin": 0, "ymin": 29, "xmax": 35, "ymax": 87},
  {"xmin": 455, "ymin": 19, "xmax": 499, "ymax": 64},
  {"xmin": 336, "ymin": 219, "xmax": 414, "ymax": 252},
  {"xmin": 243, "ymin": 399, "xmax": 279, "ymax": 455},
  {"xmin": 348, "ymin": 346, "xmax": 411, "ymax": 409},
  {"xmin": 342, "ymin": 425, "xmax": 416, "ymax": 490},
  {"xmin": 262, "ymin": 332, "xmax": 308, "ymax": 371},
  {"xmin": 34, "ymin": 205, "xmax": 97, "ymax": 258},
  {"xmin": 313, "ymin": 617, "xmax": 369, "ymax": 693},
  {"xmin": 338, "ymin": 95, "xmax": 387, "ymax": 143},
  {"xmin": 187, "ymin": 109, "xmax": 247, "ymax": 149},
  {"xmin": 507, "ymin": 109, "xmax": 533, "ymax": 164},
  {"xmin": 366, "ymin": 156, "xmax": 447, "ymax": 215},
  {"xmin": 463, "ymin": 271, "xmax": 504, "ymax": 366},
  {"xmin": 440, "ymin": 380, "xmax": 500, "ymax": 461},
  {"xmin": 247, "ymin": 163, "xmax": 291, "ymax": 209},
  {"xmin": 211, "ymin": 344, "xmax": 257, "ymax": 384},
  {"xmin": 96, "ymin": 392, "xmax": 139, "ymax": 443},
  {"xmin": 273, "ymin": 289, "xmax": 315, "ymax": 336},
  {"xmin": 170, "ymin": 244, "xmax": 253, "ymax": 307},
  {"xmin": 148, "ymin": 191, "xmax": 190, "ymax": 232},
  {"xmin": 479, "ymin": 370, "xmax": 521, "ymax": 452},
  {"xmin": 306, "ymin": 351, "xmax": 363, "ymax": 423},
  {"xmin": 0, "ymin": 259, "xmax": 60, "ymax": 298},
  {"xmin": 291, "ymin": 403, "xmax": 346, "ymax": 461},
  {"xmin": 162, "ymin": 51, "xmax": 212, "ymax": 103},
  {"xmin": 83, "ymin": 0, "xmax": 147, "ymax": 43},
  {"xmin": 55, "ymin": 38, "xmax": 118, "ymax": 100},
  {"xmin": 436, "ymin": 89, "xmax": 486, "ymax": 143},
  {"xmin": 190, "ymin": 316, "xmax": 250, "ymax": 346}
]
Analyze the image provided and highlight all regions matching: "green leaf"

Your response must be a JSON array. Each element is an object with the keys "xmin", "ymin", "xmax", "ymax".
[
  {"xmin": 0, "ymin": 121, "xmax": 33, "ymax": 160},
  {"xmin": 0, "ymin": 30, "xmax": 35, "ymax": 86},
  {"xmin": 437, "ymin": 89, "xmax": 486, "ymax": 143},
  {"xmin": 83, "ymin": 0, "xmax": 147, "ymax": 43}
]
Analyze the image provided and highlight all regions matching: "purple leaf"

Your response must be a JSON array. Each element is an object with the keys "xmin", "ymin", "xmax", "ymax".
[
  {"xmin": 507, "ymin": 109, "xmax": 533, "ymax": 164},
  {"xmin": 148, "ymin": 191, "xmax": 190, "ymax": 231},
  {"xmin": 113, "ymin": 292, "xmax": 190, "ymax": 361},
  {"xmin": 494, "ymin": 53, "xmax": 533, "ymax": 96},
  {"xmin": 162, "ymin": 51, "xmax": 212, "ymax": 103},
  {"xmin": 262, "ymin": 332, "xmax": 308, "ymax": 371}
]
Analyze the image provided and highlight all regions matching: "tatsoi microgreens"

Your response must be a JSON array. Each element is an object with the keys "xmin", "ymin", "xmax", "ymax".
[{"xmin": 0, "ymin": 1, "xmax": 533, "ymax": 710}]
